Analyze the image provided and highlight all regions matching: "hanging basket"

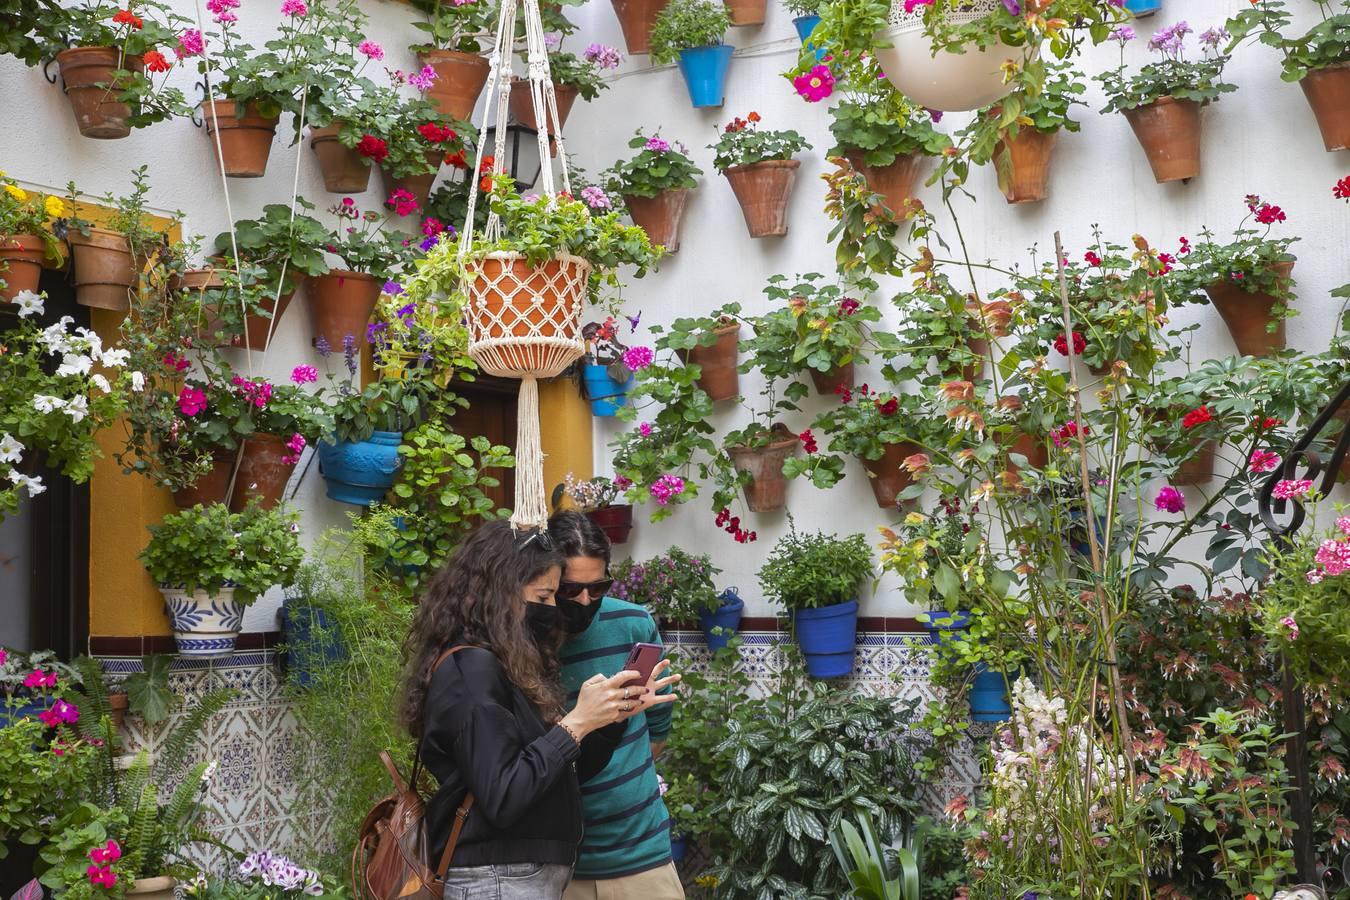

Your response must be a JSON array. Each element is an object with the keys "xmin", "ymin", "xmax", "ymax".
[
  {"xmin": 463, "ymin": 252, "xmax": 590, "ymax": 378},
  {"xmin": 873, "ymin": 1, "xmax": 1024, "ymax": 112}
]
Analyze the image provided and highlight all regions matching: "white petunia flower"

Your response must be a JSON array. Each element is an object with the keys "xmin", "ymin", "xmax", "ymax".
[
  {"xmin": 0, "ymin": 434, "xmax": 22, "ymax": 464},
  {"xmin": 98, "ymin": 347, "xmax": 129, "ymax": 368},
  {"xmin": 90, "ymin": 373, "xmax": 112, "ymax": 393},
  {"xmin": 72, "ymin": 327, "xmax": 102, "ymax": 359},
  {"xmin": 13, "ymin": 290, "xmax": 44, "ymax": 317},
  {"xmin": 56, "ymin": 354, "xmax": 94, "ymax": 378},
  {"xmin": 129, "ymin": 370, "xmax": 145, "ymax": 392},
  {"xmin": 40, "ymin": 317, "xmax": 74, "ymax": 354},
  {"xmin": 63, "ymin": 394, "xmax": 88, "ymax": 423},
  {"xmin": 32, "ymin": 395, "xmax": 64, "ymax": 413},
  {"xmin": 7, "ymin": 471, "xmax": 45, "ymax": 497}
]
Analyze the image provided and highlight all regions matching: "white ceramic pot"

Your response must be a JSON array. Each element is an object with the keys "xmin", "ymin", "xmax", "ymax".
[
  {"xmin": 127, "ymin": 876, "xmax": 176, "ymax": 900},
  {"xmin": 160, "ymin": 585, "xmax": 243, "ymax": 658},
  {"xmin": 873, "ymin": 0, "xmax": 1029, "ymax": 112}
]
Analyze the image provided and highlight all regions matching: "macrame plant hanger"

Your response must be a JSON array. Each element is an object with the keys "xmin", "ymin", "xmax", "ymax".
[{"xmin": 458, "ymin": 0, "xmax": 589, "ymax": 532}]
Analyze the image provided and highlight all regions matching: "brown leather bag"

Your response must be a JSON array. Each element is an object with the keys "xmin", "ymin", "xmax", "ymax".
[{"xmin": 351, "ymin": 647, "xmax": 475, "ymax": 900}]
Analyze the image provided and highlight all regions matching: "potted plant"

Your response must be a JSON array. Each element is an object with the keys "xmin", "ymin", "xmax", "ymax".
[
  {"xmin": 1097, "ymin": 23, "xmax": 1237, "ymax": 184},
  {"xmin": 723, "ymin": 422, "xmax": 799, "ymax": 513},
  {"xmin": 673, "ymin": 313, "xmax": 742, "ymax": 401},
  {"xmin": 650, "ymin": 0, "xmax": 735, "ymax": 108},
  {"xmin": 1165, "ymin": 195, "xmax": 1299, "ymax": 357},
  {"xmin": 307, "ymin": 199, "xmax": 409, "ymax": 348},
  {"xmin": 184, "ymin": 852, "xmax": 344, "ymax": 897},
  {"xmin": 0, "ymin": 174, "xmax": 66, "ymax": 302},
  {"xmin": 1227, "ymin": 0, "xmax": 1350, "ymax": 152},
  {"xmin": 758, "ymin": 526, "xmax": 873, "ymax": 678},
  {"xmin": 556, "ymin": 474, "xmax": 636, "ymax": 544},
  {"xmin": 611, "ymin": 546, "xmax": 723, "ymax": 622},
  {"xmin": 969, "ymin": 63, "xmax": 1086, "ymax": 204},
  {"xmin": 785, "ymin": 0, "xmax": 825, "ymax": 50},
  {"xmin": 220, "ymin": 370, "xmax": 331, "ymax": 512},
  {"xmin": 510, "ymin": 46, "xmax": 617, "ymax": 149},
  {"xmin": 140, "ymin": 501, "xmax": 304, "ymax": 656},
  {"xmin": 750, "ymin": 272, "xmax": 882, "ymax": 395},
  {"xmin": 579, "ymin": 317, "xmax": 653, "ymax": 416},
  {"xmin": 0, "ymin": 650, "xmax": 81, "ymax": 726},
  {"xmin": 611, "ymin": 0, "xmax": 673, "ymax": 55},
  {"xmin": 826, "ymin": 86, "xmax": 950, "ymax": 215},
  {"xmin": 710, "ymin": 112, "xmax": 810, "ymax": 237},
  {"xmin": 63, "ymin": 168, "xmax": 175, "ymax": 311},
  {"xmin": 408, "ymin": 0, "xmax": 496, "ymax": 120},
  {"xmin": 605, "ymin": 131, "xmax": 703, "ymax": 252}
]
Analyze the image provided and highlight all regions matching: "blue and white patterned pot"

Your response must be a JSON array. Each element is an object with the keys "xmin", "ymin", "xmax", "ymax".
[
  {"xmin": 161, "ymin": 586, "xmax": 244, "ymax": 658},
  {"xmin": 317, "ymin": 431, "xmax": 403, "ymax": 506}
]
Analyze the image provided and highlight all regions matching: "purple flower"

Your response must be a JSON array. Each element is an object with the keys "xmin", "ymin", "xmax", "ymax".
[
  {"xmin": 383, "ymin": 280, "xmax": 403, "ymax": 295},
  {"xmin": 418, "ymin": 234, "xmax": 439, "ymax": 252},
  {"xmin": 584, "ymin": 43, "xmax": 623, "ymax": 69},
  {"xmin": 315, "ymin": 335, "xmax": 331, "ymax": 357},
  {"xmin": 342, "ymin": 334, "xmax": 358, "ymax": 375},
  {"xmin": 1001, "ymin": 0, "xmax": 1020, "ymax": 13},
  {"xmin": 366, "ymin": 321, "xmax": 389, "ymax": 344},
  {"xmin": 622, "ymin": 346, "xmax": 654, "ymax": 371},
  {"xmin": 1198, "ymin": 26, "xmax": 1229, "ymax": 49},
  {"xmin": 397, "ymin": 303, "xmax": 416, "ymax": 319},
  {"xmin": 580, "ymin": 185, "xmax": 612, "ymax": 210},
  {"xmin": 1154, "ymin": 486, "xmax": 1185, "ymax": 514},
  {"xmin": 925, "ymin": 107, "xmax": 943, "ymax": 123},
  {"xmin": 408, "ymin": 64, "xmax": 438, "ymax": 92},
  {"xmin": 643, "ymin": 136, "xmax": 671, "ymax": 153},
  {"xmin": 1109, "ymin": 25, "xmax": 1135, "ymax": 43}
]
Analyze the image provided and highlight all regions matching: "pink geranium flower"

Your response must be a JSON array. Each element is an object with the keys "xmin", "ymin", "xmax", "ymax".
[
  {"xmin": 291, "ymin": 365, "xmax": 318, "ymax": 384},
  {"xmin": 177, "ymin": 28, "xmax": 205, "ymax": 56},
  {"xmin": 1314, "ymin": 538, "xmax": 1350, "ymax": 577},
  {"xmin": 1154, "ymin": 486, "xmax": 1185, "ymax": 514},
  {"xmin": 1248, "ymin": 449, "xmax": 1280, "ymax": 474},
  {"xmin": 358, "ymin": 39, "xmax": 384, "ymax": 60},
  {"xmin": 178, "ymin": 386, "xmax": 208, "ymax": 417},
  {"xmin": 622, "ymin": 346, "xmax": 653, "ymax": 371},
  {"xmin": 281, "ymin": 0, "xmax": 307, "ymax": 15}
]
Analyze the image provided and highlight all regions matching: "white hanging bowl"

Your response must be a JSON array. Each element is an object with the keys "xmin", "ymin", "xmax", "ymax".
[{"xmin": 874, "ymin": 0, "xmax": 1031, "ymax": 112}]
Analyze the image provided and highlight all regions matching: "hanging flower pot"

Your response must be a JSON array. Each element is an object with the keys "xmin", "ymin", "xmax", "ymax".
[
  {"xmin": 420, "ymin": 50, "xmax": 492, "ymax": 121},
  {"xmin": 921, "ymin": 610, "xmax": 1013, "ymax": 720},
  {"xmin": 161, "ymin": 585, "xmax": 243, "ymax": 658},
  {"xmin": 859, "ymin": 440, "xmax": 920, "ymax": 509},
  {"xmin": 669, "ymin": 835, "xmax": 690, "ymax": 862},
  {"xmin": 463, "ymin": 252, "xmax": 590, "ymax": 378},
  {"xmin": 680, "ymin": 319, "xmax": 741, "ymax": 401},
  {"xmin": 676, "ymin": 45, "xmax": 735, "ymax": 108},
  {"xmin": 56, "ymin": 47, "xmax": 142, "ymax": 140},
  {"xmin": 67, "ymin": 227, "xmax": 135, "ymax": 310},
  {"xmin": 317, "ymin": 431, "xmax": 403, "ymax": 506},
  {"xmin": 843, "ymin": 150, "xmax": 925, "ymax": 214},
  {"xmin": 699, "ymin": 587, "xmax": 744, "ymax": 652},
  {"xmin": 307, "ymin": 269, "xmax": 382, "ymax": 349},
  {"xmin": 993, "ymin": 127, "xmax": 1058, "ymax": 204},
  {"xmin": 228, "ymin": 434, "xmax": 296, "ymax": 512},
  {"xmin": 727, "ymin": 424, "xmax": 799, "ymax": 512},
  {"xmin": 725, "ymin": 0, "xmax": 765, "ymax": 25},
  {"xmin": 582, "ymin": 362, "xmax": 634, "ymax": 416},
  {"xmin": 723, "ymin": 159, "xmax": 799, "ymax": 237},
  {"xmin": 0, "ymin": 235, "xmax": 47, "ymax": 301},
  {"xmin": 201, "ymin": 99, "xmax": 281, "ymax": 179},
  {"xmin": 611, "ymin": 0, "xmax": 671, "ymax": 54},
  {"xmin": 793, "ymin": 14, "xmax": 825, "ymax": 60},
  {"xmin": 279, "ymin": 601, "xmax": 346, "ymax": 688},
  {"xmin": 1123, "ymin": 0, "xmax": 1161, "ymax": 15},
  {"xmin": 108, "ymin": 692, "xmax": 129, "ymax": 729},
  {"xmin": 380, "ymin": 152, "xmax": 443, "ymax": 211},
  {"xmin": 1121, "ymin": 96, "xmax": 1203, "ymax": 184},
  {"xmin": 1007, "ymin": 432, "xmax": 1048, "ymax": 471},
  {"xmin": 1174, "ymin": 440, "xmax": 1217, "ymax": 485},
  {"xmin": 309, "ymin": 123, "xmax": 372, "ymax": 194},
  {"xmin": 623, "ymin": 189, "xmax": 690, "ymax": 252},
  {"xmin": 792, "ymin": 599, "xmax": 858, "ymax": 678},
  {"xmin": 1204, "ymin": 260, "xmax": 1295, "ymax": 358},
  {"xmin": 808, "ymin": 361, "xmax": 854, "ymax": 396},
  {"xmin": 1299, "ymin": 63, "xmax": 1350, "ymax": 152},
  {"xmin": 509, "ymin": 80, "xmax": 580, "ymax": 151},
  {"xmin": 172, "ymin": 450, "xmax": 237, "ymax": 509},
  {"xmin": 585, "ymin": 503, "xmax": 634, "ymax": 545},
  {"xmin": 873, "ymin": 1, "xmax": 1022, "ymax": 111}
]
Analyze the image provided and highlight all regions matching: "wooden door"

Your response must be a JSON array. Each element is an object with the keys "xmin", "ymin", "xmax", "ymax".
[{"xmin": 449, "ymin": 375, "xmax": 518, "ymax": 514}]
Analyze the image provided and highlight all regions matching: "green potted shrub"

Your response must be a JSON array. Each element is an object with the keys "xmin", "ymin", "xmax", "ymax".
[
  {"xmin": 748, "ymin": 272, "xmax": 882, "ymax": 395},
  {"xmin": 611, "ymin": 547, "xmax": 739, "ymax": 646},
  {"xmin": 408, "ymin": 0, "xmax": 498, "ymax": 121},
  {"xmin": 139, "ymin": 501, "xmax": 305, "ymax": 658},
  {"xmin": 510, "ymin": 46, "xmax": 617, "ymax": 147},
  {"xmin": 604, "ymin": 130, "xmax": 703, "ymax": 252},
  {"xmin": 649, "ymin": 0, "xmax": 735, "ymax": 108},
  {"xmin": 307, "ymin": 199, "xmax": 412, "ymax": 349},
  {"xmin": 758, "ymin": 527, "xmax": 873, "ymax": 677},
  {"xmin": 827, "ymin": 85, "xmax": 951, "ymax": 215},
  {"xmin": 709, "ymin": 112, "xmax": 810, "ymax": 237},
  {"xmin": 0, "ymin": 174, "xmax": 66, "ymax": 301}
]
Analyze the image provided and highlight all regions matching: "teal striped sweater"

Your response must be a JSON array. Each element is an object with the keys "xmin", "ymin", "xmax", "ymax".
[{"xmin": 559, "ymin": 597, "xmax": 674, "ymax": 879}]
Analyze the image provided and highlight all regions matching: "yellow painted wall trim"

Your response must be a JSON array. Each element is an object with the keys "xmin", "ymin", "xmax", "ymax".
[{"xmin": 539, "ymin": 374, "xmax": 593, "ymax": 501}]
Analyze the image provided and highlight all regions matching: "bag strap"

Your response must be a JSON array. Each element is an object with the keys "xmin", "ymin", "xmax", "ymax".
[{"xmin": 424, "ymin": 645, "xmax": 477, "ymax": 879}]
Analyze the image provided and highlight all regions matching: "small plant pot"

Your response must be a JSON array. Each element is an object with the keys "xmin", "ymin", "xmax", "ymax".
[
  {"xmin": 127, "ymin": 877, "xmax": 177, "ymax": 900},
  {"xmin": 725, "ymin": 0, "xmax": 765, "ymax": 24},
  {"xmin": 582, "ymin": 363, "xmax": 634, "ymax": 417},
  {"xmin": 722, "ymin": 159, "xmax": 799, "ymax": 238},
  {"xmin": 161, "ymin": 586, "xmax": 243, "ymax": 658},
  {"xmin": 202, "ymin": 99, "xmax": 281, "ymax": 178},
  {"xmin": 1172, "ymin": 440, "xmax": 1218, "ymax": 485},
  {"xmin": 1122, "ymin": 0, "xmax": 1160, "ymax": 15},
  {"xmin": 229, "ymin": 433, "xmax": 296, "ymax": 512},
  {"xmin": 945, "ymin": 333, "xmax": 989, "ymax": 383},
  {"xmin": 1299, "ymin": 63, "xmax": 1350, "ymax": 152},
  {"xmin": 727, "ymin": 425, "xmax": 799, "ymax": 512},
  {"xmin": 610, "ymin": 0, "xmax": 671, "ymax": 54},
  {"xmin": 307, "ymin": 269, "xmax": 381, "ymax": 349},
  {"xmin": 56, "ymin": 47, "xmax": 142, "ymax": 139},
  {"xmin": 792, "ymin": 14, "xmax": 825, "ymax": 60},
  {"xmin": 1122, "ymin": 96, "xmax": 1203, "ymax": 184},
  {"xmin": 970, "ymin": 664, "xmax": 1013, "ymax": 721},
  {"xmin": 509, "ymin": 80, "xmax": 579, "ymax": 155},
  {"xmin": 859, "ymin": 441, "xmax": 921, "ymax": 509},
  {"xmin": 669, "ymin": 834, "xmax": 690, "ymax": 862},
  {"xmin": 808, "ymin": 361, "xmax": 854, "ymax": 396},
  {"xmin": 317, "ymin": 431, "xmax": 403, "ymax": 506},
  {"xmin": 993, "ymin": 127, "xmax": 1058, "ymax": 204},
  {"xmin": 0, "ymin": 234, "xmax": 47, "ymax": 301},
  {"xmin": 380, "ymin": 152, "xmax": 443, "ymax": 211},
  {"xmin": 309, "ymin": 123, "xmax": 372, "ymax": 194},
  {"xmin": 585, "ymin": 504, "xmax": 634, "ymax": 545},
  {"xmin": 1204, "ymin": 260, "xmax": 1295, "ymax": 358},
  {"xmin": 623, "ymin": 189, "xmax": 690, "ymax": 253},
  {"xmin": 679, "ymin": 320, "xmax": 740, "ymax": 401},
  {"xmin": 1007, "ymin": 432, "xmax": 1049, "ymax": 471},
  {"xmin": 172, "ymin": 450, "xmax": 237, "ymax": 508},
  {"xmin": 792, "ymin": 599, "xmax": 858, "ymax": 678},
  {"xmin": 107, "ymin": 692, "xmax": 129, "ymax": 729},
  {"xmin": 420, "ymin": 50, "xmax": 491, "ymax": 121},
  {"xmin": 843, "ymin": 150, "xmax": 925, "ymax": 215},
  {"xmin": 67, "ymin": 226, "xmax": 135, "ymax": 310},
  {"xmin": 279, "ymin": 600, "xmax": 346, "ymax": 688},
  {"xmin": 698, "ymin": 589, "xmax": 743, "ymax": 652},
  {"xmin": 676, "ymin": 45, "xmax": 734, "ymax": 108}
]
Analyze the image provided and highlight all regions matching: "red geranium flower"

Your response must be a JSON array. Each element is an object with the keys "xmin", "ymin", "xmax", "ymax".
[
  {"xmin": 143, "ymin": 49, "xmax": 171, "ymax": 72},
  {"xmin": 1254, "ymin": 203, "xmax": 1286, "ymax": 225},
  {"xmin": 1181, "ymin": 406, "xmax": 1213, "ymax": 430},
  {"xmin": 355, "ymin": 135, "xmax": 388, "ymax": 162},
  {"xmin": 444, "ymin": 150, "xmax": 468, "ymax": 169},
  {"xmin": 1053, "ymin": 331, "xmax": 1086, "ymax": 356},
  {"xmin": 799, "ymin": 429, "xmax": 818, "ymax": 454},
  {"xmin": 478, "ymin": 155, "xmax": 496, "ymax": 174},
  {"xmin": 876, "ymin": 397, "xmax": 898, "ymax": 416},
  {"xmin": 1336, "ymin": 176, "xmax": 1350, "ymax": 201},
  {"xmin": 112, "ymin": 8, "xmax": 143, "ymax": 28},
  {"xmin": 479, "ymin": 175, "xmax": 494, "ymax": 194},
  {"xmin": 747, "ymin": 111, "xmax": 761, "ymax": 123},
  {"xmin": 1083, "ymin": 250, "xmax": 1102, "ymax": 267},
  {"xmin": 417, "ymin": 122, "xmax": 455, "ymax": 143}
]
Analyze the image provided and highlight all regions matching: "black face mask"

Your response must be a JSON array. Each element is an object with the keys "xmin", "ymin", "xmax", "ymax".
[
  {"xmin": 524, "ymin": 602, "xmax": 564, "ymax": 643},
  {"xmin": 557, "ymin": 595, "xmax": 602, "ymax": 635}
]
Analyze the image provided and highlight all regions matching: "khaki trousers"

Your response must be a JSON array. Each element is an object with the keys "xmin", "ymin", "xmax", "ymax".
[{"xmin": 563, "ymin": 863, "xmax": 685, "ymax": 900}]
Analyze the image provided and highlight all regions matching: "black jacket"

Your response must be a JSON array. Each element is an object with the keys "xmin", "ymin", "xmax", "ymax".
[{"xmin": 422, "ymin": 646, "xmax": 621, "ymax": 868}]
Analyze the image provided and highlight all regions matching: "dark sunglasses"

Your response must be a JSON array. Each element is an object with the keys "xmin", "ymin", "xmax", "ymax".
[{"xmin": 556, "ymin": 577, "xmax": 613, "ymax": 601}]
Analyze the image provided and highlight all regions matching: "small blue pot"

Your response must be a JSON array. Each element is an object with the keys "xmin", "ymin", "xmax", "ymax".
[
  {"xmin": 921, "ymin": 609, "xmax": 971, "ymax": 644},
  {"xmin": 318, "ymin": 431, "xmax": 403, "ymax": 506},
  {"xmin": 0, "ymin": 697, "xmax": 52, "ymax": 728},
  {"xmin": 676, "ymin": 44, "xmax": 734, "ymax": 109},
  {"xmin": 582, "ymin": 363, "xmax": 634, "ymax": 417},
  {"xmin": 669, "ymin": 834, "xmax": 690, "ymax": 862},
  {"xmin": 792, "ymin": 14, "xmax": 825, "ymax": 60},
  {"xmin": 279, "ymin": 602, "xmax": 346, "ymax": 688},
  {"xmin": 971, "ymin": 664, "xmax": 1013, "ymax": 721},
  {"xmin": 1069, "ymin": 512, "xmax": 1110, "ymax": 558},
  {"xmin": 1123, "ymin": 0, "xmax": 1160, "ymax": 16},
  {"xmin": 698, "ymin": 588, "xmax": 744, "ymax": 653},
  {"xmin": 792, "ymin": 599, "xmax": 859, "ymax": 678}
]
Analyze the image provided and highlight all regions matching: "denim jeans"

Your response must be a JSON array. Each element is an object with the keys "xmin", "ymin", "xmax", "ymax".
[{"xmin": 441, "ymin": 863, "xmax": 573, "ymax": 900}]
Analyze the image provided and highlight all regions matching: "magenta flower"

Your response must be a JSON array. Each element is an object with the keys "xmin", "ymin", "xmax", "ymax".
[
  {"xmin": 903, "ymin": 0, "xmax": 933, "ymax": 11},
  {"xmin": 178, "ymin": 386, "xmax": 208, "ymax": 417},
  {"xmin": 643, "ymin": 136, "xmax": 671, "ymax": 153},
  {"xmin": 622, "ymin": 346, "xmax": 654, "ymax": 371},
  {"xmin": 280, "ymin": 0, "xmax": 307, "ymax": 15},
  {"xmin": 358, "ymin": 39, "xmax": 384, "ymax": 60},
  {"xmin": 387, "ymin": 189, "xmax": 419, "ymax": 217},
  {"xmin": 639, "ymin": 423, "xmax": 653, "ymax": 437},
  {"xmin": 1271, "ymin": 479, "xmax": 1313, "ymax": 500},
  {"xmin": 650, "ymin": 474, "xmax": 685, "ymax": 505},
  {"xmin": 1154, "ymin": 486, "xmax": 1185, "ymax": 514},
  {"xmin": 24, "ymin": 669, "xmax": 58, "ymax": 689},
  {"xmin": 408, "ymin": 65, "xmax": 438, "ymax": 92},
  {"xmin": 1338, "ymin": 515, "xmax": 1350, "ymax": 538},
  {"xmin": 281, "ymin": 432, "xmax": 307, "ymax": 466},
  {"xmin": 793, "ymin": 64, "xmax": 835, "ymax": 102},
  {"xmin": 1314, "ymin": 538, "xmax": 1350, "ymax": 576},
  {"xmin": 1248, "ymin": 449, "xmax": 1280, "ymax": 474},
  {"xmin": 1280, "ymin": 614, "xmax": 1299, "ymax": 640},
  {"xmin": 290, "ymin": 365, "xmax": 318, "ymax": 384},
  {"xmin": 177, "ymin": 28, "xmax": 205, "ymax": 56},
  {"xmin": 580, "ymin": 185, "xmax": 612, "ymax": 210}
]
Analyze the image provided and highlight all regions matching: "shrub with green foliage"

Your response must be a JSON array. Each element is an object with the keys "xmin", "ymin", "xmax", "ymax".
[
  {"xmin": 758, "ymin": 526, "xmax": 874, "ymax": 611},
  {"xmin": 649, "ymin": 0, "xmax": 732, "ymax": 65}
]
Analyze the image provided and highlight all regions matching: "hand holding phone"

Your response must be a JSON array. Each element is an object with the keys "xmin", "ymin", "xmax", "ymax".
[{"xmin": 621, "ymin": 642, "xmax": 664, "ymax": 688}]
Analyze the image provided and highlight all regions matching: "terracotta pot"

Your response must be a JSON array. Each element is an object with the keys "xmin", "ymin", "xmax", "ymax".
[
  {"xmin": 509, "ymin": 81, "xmax": 580, "ymax": 155},
  {"xmin": 679, "ymin": 320, "xmax": 740, "ymax": 401},
  {"xmin": 464, "ymin": 253, "xmax": 591, "ymax": 378},
  {"xmin": 419, "ymin": 50, "xmax": 491, "ymax": 121},
  {"xmin": 843, "ymin": 150, "xmax": 924, "ymax": 214},
  {"xmin": 727, "ymin": 425, "xmax": 799, "ymax": 512},
  {"xmin": 993, "ymin": 127, "xmax": 1058, "ymax": 204},
  {"xmin": 201, "ymin": 99, "xmax": 281, "ymax": 178},
  {"xmin": 172, "ymin": 450, "xmax": 237, "ymax": 508},
  {"xmin": 239, "ymin": 286, "xmax": 297, "ymax": 350},
  {"xmin": 610, "ymin": 0, "xmax": 671, "ymax": 54},
  {"xmin": 723, "ymin": 159, "xmax": 800, "ymax": 238},
  {"xmin": 1122, "ymin": 96, "xmax": 1203, "ymax": 184},
  {"xmin": 1299, "ymin": 63, "xmax": 1350, "ymax": 152},
  {"xmin": 57, "ymin": 47, "xmax": 141, "ymax": 139},
  {"xmin": 0, "ymin": 234, "xmax": 46, "ymax": 301},
  {"xmin": 809, "ymin": 361, "xmax": 854, "ymax": 396},
  {"xmin": 307, "ymin": 269, "xmax": 381, "ymax": 349},
  {"xmin": 860, "ymin": 441, "xmax": 921, "ymax": 508},
  {"xmin": 1007, "ymin": 432, "xmax": 1048, "ymax": 471},
  {"xmin": 624, "ymin": 189, "xmax": 690, "ymax": 252},
  {"xmin": 380, "ymin": 152, "xmax": 442, "ymax": 210},
  {"xmin": 1173, "ymin": 440, "xmax": 1217, "ymax": 485},
  {"xmin": 585, "ymin": 504, "xmax": 633, "ymax": 545},
  {"xmin": 943, "ymin": 333, "xmax": 989, "ymax": 383},
  {"xmin": 1204, "ymin": 260, "xmax": 1295, "ymax": 358},
  {"xmin": 108, "ymin": 692, "xmax": 129, "ymax": 729},
  {"xmin": 68, "ymin": 227, "xmax": 135, "ymax": 310},
  {"xmin": 725, "ymin": 0, "xmax": 766, "ymax": 25},
  {"xmin": 310, "ymin": 123, "xmax": 372, "ymax": 193},
  {"xmin": 127, "ymin": 876, "xmax": 176, "ymax": 900},
  {"xmin": 229, "ymin": 434, "xmax": 296, "ymax": 512}
]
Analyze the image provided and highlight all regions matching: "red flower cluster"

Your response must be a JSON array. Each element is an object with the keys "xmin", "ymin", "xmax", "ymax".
[
  {"xmin": 1253, "ymin": 203, "xmax": 1286, "ymax": 225},
  {"xmin": 834, "ymin": 383, "xmax": 852, "ymax": 404},
  {"xmin": 1181, "ymin": 406, "xmax": 1213, "ymax": 429},
  {"xmin": 356, "ymin": 135, "xmax": 388, "ymax": 161},
  {"xmin": 1052, "ymin": 330, "xmax": 1086, "ymax": 356},
  {"xmin": 417, "ymin": 122, "xmax": 455, "ymax": 143},
  {"xmin": 445, "ymin": 150, "xmax": 468, "ymax": 169},
  {"xmin": 1177, "ymin": 235, "xmax": 1191, "ymax": 255},
  {"xmin": 1155, "ymin": 252, "xmax": 1175, "ymax": 275},
  {"xmin": 799, "ymin": 429, "xmax": 818, "ymax": 454},
  {"xmin": 723, "ymin": 111, "xmax": 760, "ymax": 133},
  {"xmin": 1083, "ymin": 250, "xmax": 1103, "ymax": 267},
  {"xmin": 838, "ymin": 297, "xmax": 860, "ymax": 316},
  {"xmin": 162, "ymin": 352, "xmax": 190, "ymax": 372},
  {"xmin": 715, "ymin": 507, "xmax": 756, "ymax": 543},
  {"xmin": 143, "ymin": 49, "xmax": 171, "ymax": 72},
  {"xmin": 875, "ymin": 396, "xmax": 898, "ymax": 416},
  {"xmin": 1336, "ymin": 176, "xmax": 1350, "ymax": 201},
  {"xmin": 1051, "ymin": 420, "xmax": 1087, "ymax": 449},
  {"xmin": 112, "ymin": 8, "xmax": 143, "ymax": 28},
  {"xmin": 1253, "ymin": 415, "xmax": 1281, "ymax": 431}
]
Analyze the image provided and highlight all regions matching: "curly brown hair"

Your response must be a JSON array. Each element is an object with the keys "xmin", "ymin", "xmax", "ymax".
[{"xmin": 401, "ymin": 521, "xmax": 565, "ymax": 737}]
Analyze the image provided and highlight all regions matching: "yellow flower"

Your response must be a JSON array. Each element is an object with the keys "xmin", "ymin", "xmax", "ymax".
[
  {"xmin": 44, "ymin": 195, "xmax": 67, "ymax": 218},
  {"xmin": 4, "ymin": 184, "xmax": 28, "ymax": 202},
  {"xmin": 904, "ymin": 511, "xmax": 926, "ymax": 526}
]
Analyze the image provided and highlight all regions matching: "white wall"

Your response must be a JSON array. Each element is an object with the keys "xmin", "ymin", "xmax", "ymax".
[{"xmin": 560, "ymin": 0, "xmax": 1350, "ymax": 616}]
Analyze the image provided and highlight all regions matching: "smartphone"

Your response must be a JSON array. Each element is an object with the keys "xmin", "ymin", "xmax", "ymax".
[{"xmin": 621, "ymin": 642, "xmax": 664, "ymax": 688}]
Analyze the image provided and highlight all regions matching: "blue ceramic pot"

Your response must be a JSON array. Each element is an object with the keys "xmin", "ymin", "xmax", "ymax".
[
  {"xmin": 0, "ymin": 697, "xmax": 53, "ymax": 728},
  {"xmin": 1123, "ymin": 0, "xmax": 1160, "ymax": 16},
  {"xmin": 792, "ymin": 599, "xmax": 859, "ymax": 678},
  {"xmin": 792, "ymin": 14, "xmax": 825, "ymax": 60},
  {"xmin": 669, "ymin": 834, "xmax": 690, "ymax": 862},
  {"xmin": 921, "ymin": 609, "xmax": 971, "ymax": 644},
  {"xmin": 970, "ymin": 664, "xmax": 1013, "ymax": 721},
  {"xmin": 698, "ymin": 588, "xmax": 744, "ymax": 652},
  {"xmin": 676, "ymin": 44, "xmax": 735, "ymax": 108},
  {"xmin": 279, "ymin": 601, "xmax": 347, "ymax": 688},
  {"xmin": 318, "ymin": 431, "xmax": 403, "ymax": 506},
  {"xmin": 582, "ymin": 363, "xmax": 634, "ymax": 417}
]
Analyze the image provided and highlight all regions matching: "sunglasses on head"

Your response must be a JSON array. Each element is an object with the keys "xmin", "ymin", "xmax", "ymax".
[
  {"xmin": 556, "ymin": 577, "xmax": 614, "ymax": 601},
  {"xmin": 514, "ymin": 527, "xmax": 555, "ymax": 551}
]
